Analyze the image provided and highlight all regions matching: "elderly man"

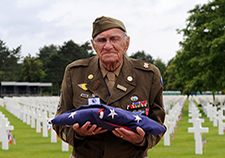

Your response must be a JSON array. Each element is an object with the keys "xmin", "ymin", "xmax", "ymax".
[{"xmin": 54, "ymin": 16, "xmax": 166, "ymax": 158}]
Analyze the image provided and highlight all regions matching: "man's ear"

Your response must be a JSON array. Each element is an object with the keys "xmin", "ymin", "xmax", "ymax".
[
  {"xmin": 91, "ymin": 39, "xmax": 97, "ymax": 51},
  {"xmin": 125, "ymin": 36, "xmax": 130, "ymax": 52}
]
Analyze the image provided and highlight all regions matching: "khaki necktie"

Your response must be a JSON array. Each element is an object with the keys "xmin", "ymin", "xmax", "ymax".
[{"xmin": 107, "ymin": 72, "xmax": 115, "ymax": 92}]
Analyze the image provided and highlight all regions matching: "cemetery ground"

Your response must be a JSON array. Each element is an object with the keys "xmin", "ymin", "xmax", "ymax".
[
  {"xmin": 0, "ymin": 99, "xmax": 224, "ymax": 158},
  {"xmin": 149, "ymin": 99, "xmax": 225, "ymax": 158},
  {"xmin": 0, "ymin": 106, "xmax": 72, "ymax": 158}
]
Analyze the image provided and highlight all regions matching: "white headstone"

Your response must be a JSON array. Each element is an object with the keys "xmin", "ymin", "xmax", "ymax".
[
  {"xmin": 218, "ymin": 108, "xmax": 225, "ymax": 135},
  {"xmin": 164, "ymin": 114, "xmax": 171, "ymax": 146},
  {"xmin": 49, "ymin": 111, "xmax": 57, "ymax": 143},
  {"xmin": 0, "ymin": 117, "xmax": 14, "ymax": 150},
  {"xmin": 188, "ymin": 118, "xmax": 209, "ymax": 154},
  {"xmin": 62, "ymin": 140, "xmax": 69, "ymax": 151}
]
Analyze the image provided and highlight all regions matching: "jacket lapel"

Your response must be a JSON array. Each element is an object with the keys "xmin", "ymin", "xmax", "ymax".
[
  {"xmin": 85, "ymin": 56, "xmax": 136, "ymax": 105},
  {"xmin": 85, "ymin": 56, "xmax": 109, "ymax": 103},
  {"xmin": 108, "ymin": 56, "xmax": 136, "ymax": 105}
]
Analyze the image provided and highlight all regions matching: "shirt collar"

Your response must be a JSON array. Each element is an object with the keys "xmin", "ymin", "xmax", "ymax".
[{"xmin": 100, "ymin": 61, "xmax": 123, "ymax": 78}]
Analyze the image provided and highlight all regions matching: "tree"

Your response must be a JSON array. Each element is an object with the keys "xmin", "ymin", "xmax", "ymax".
[
  {"xmin": 154, "ymin": 58, "xmax": 166, "ymax": 76},
  {"xmin": 37, "ymin": 44, "xmax": 59, "ymax": 68},
  {"xmin": 0, "ymin": 39, "xmax": 21, "ymax": 82},
  {"xmin": 38, "ymin": 40, "xmax": 95, "ymax": 95},
  {"xmin": 20, "ymin": 55, "xmax": 44, "ymax": 82},
  {"xmin": 80, "ymin": 41, "xmax": 95, "ymax": 57},
  {"xmin": 58, "ymin": 40, "xmax": 91, "ymax": 65},
  {"xmin": 169, "ymin": 0, "xmax": 225, "ymax": 95},
  {"xmin": 129, "ymin": 50, "xmax": 154, "ymax": 64},
  {"xmin": 42, "ymin": 53, "xmax": 67, "ymax": 95}
]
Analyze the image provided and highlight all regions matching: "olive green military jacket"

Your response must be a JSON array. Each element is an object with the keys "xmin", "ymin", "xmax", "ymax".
[{"xmin": 53, "ymin": 55, "xmax": 166, "ymax": 158}]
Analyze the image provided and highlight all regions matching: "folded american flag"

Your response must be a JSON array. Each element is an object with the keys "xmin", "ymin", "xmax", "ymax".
[{"xmin": 49, "ymin": 104, "xmax": 165, "ymax": 135}]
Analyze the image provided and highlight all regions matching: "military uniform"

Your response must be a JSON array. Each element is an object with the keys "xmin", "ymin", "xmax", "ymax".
[{"xmin": 53, "ymin": 55, "xmax": 166, "ymax": 158}]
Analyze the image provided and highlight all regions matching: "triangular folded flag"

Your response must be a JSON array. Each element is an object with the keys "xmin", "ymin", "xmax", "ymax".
[{"xmin": 49, "ymin": 104, "xmax": 165, "ymax": 135}]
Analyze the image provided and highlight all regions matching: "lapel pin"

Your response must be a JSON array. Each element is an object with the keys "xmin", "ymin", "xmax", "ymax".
[
  {"xmin": 130, "ymin": 96, "xmax": 138, "ymax": 102},
  {"xmin": 78, "ymin": 83, "xmax": 88, "ymax": 90},
  {"xmin": 127, "ymin": 76, "xmax": 133, "ymax": 82},
  {"xmin": 93, "ymin": 81, "xmax": 100, "ymax": 90},
  {"xmin": 88, "ymin": 74, "xmax": 94, "ymax": 80},
  {"xmin": 143, "ymin": 63, "xmax": 149, "ymax": 68},
  {"xmin": 117, "ymin": 84, "xmax": 127, "ymax": 92},
  {"xmin": 80, "ymin": 93, "xmax": 89, "ymax": 98}
]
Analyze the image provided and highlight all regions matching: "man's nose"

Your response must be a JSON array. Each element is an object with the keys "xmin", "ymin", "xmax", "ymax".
[{"xmin": 103, "ymin": 39, "xmax": 113, "ymax": 50}]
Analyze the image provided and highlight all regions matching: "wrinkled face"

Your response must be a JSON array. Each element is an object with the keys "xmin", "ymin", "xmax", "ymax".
[{"xmin": 91, "ymin": 28, "xmax": 130, "ymax": 65}]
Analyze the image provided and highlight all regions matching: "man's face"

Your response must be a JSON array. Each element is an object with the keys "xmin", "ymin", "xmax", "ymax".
[{"xmin": 91, "ymin": 28, "xmax": 130, "ymax": 66}]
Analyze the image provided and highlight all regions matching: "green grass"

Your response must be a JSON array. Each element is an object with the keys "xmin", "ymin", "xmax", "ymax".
[
  {"xmin": 0, "ymin": 106, "xmax": 73, "ymax": 158},
  {"xmin": 148, "ymin": 99, "xmax": 225, "ymax": 158},
  {"xmin": 0, "ymin": 99, "xmax": 225, "ymax": 158}
]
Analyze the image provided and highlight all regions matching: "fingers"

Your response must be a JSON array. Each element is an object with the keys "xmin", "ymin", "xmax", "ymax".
[
  {"xmin": 72, "ymin": 123, "xmax": 79, "ymax": 130},
  {"xmin": 95, "ymin": 126, "xmax": 108, "ymax": 134},
  {"xmin": 112, "ymin": 128, "xmax": 128, "ymax": 140},
  {"xmin": 73, "ymin": 122, "xmax": 107, "ymax": 136},
  {"xmin": 112, "ymin": 128, "xmax": 121, "ymax": 138},
  {"xmin": 112, "ymin": 127, "xmax": 145, "ymax": 144},
  {"xmin": 82, "ymin": 121, "xmax": 92, "ymax": 130},
  {"xmin": 136, "ymin": 126, "xmax": 145, "ymax": 137}
]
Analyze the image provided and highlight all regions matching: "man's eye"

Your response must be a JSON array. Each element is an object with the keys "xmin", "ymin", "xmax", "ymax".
[
  {"xmin": 110, "ymin": 36, "xmax": 120, "ymax": 42},
  {"xmin": 96, "ymin": 38, "xmax": 106, "ymax": 43}
]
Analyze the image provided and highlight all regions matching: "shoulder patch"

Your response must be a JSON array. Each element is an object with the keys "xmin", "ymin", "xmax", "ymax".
[
  {"xmin": 131, "ymin": 58, "xmax": 156, "ymax": 72},
  {"xmin": 160, "ymin": 76, "xmax": 164, "ymax": 86}
]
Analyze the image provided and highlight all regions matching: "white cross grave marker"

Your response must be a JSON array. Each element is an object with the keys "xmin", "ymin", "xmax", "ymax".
[
  {"xmin": 49, "ymin": 111, "xmax": 57, "ymax": 143},
  {"xmin": 218, "ymin": 108, "xmax": 225, "ymax": 135},
  {"xmin": 188, "ymin": 118, "xmax": 209, "ymax": 154},
  {"xmin": 164, "ymin": 114, "xmax": 171, "ymax": 146},
  {"xmin": 62, "ymin": 140, "xmax": 69, "ymax": 151},
  {"xmin": 0, "ymin": 117, "xmax": 14, "ymax": 150}
]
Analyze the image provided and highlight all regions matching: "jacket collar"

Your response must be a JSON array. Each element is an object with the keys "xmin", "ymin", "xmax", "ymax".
[{"xmin": 86, "ymin": 56, "xmax": 136, "ymax": 105}]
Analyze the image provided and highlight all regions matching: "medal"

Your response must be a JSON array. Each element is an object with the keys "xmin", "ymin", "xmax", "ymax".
[{"xmin": 127, "ymin": 100, "xmax": 148, "ymax": 110}]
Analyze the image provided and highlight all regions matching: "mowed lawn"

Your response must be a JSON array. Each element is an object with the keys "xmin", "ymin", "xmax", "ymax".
[
  {"xmin": 1, "ymin": 99, "xmax": 225, "ymax": 158},
  {"xmin": 0, "ymin": 106, "xmax": 73, "ymax": 158},
  {"xmin": 148, "ymin": 99, "xmax": 225, "ymax": 158}
]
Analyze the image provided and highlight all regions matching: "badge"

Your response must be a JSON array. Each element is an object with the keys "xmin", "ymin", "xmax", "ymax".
[
  {"xmin": 88, "ymin": 74, "xmax": 94, "ymax": 80},
  {"xmin": 127, "ymin": 100, "xmax": 148, "ymax": 110},
  {"xmin": 132, "ymin": 109, "xmax": 149, "ymax": 116},
  {"xmin": 143, "ymin": 63, "xmax": 149, "ymax": 68},
  {"xmin": 88, "ymin": 95, "xmax": 100, "ymax": 105},
  {"xmin": 127, "ymin": 76, "xmax": 133, "ymax": 82},
  {"xmin": 117, "ymin": 84, "xmax": 127, "ymax": 92},
  {"xmin": 93, "ymin": 81, "xmax": 100, "ymax": 90},
  {"xmin": 80, "ymin": 93, "xmax": 89, "ymax": 98},
  {"xmin": 130, "ymin": 96, "xmax": 138, "ymax": 102},
  {"xmin": 160, "ymin": 76, "xmax": 164, "ymax": 86},
  {"xmin": 78, "ymin": 83, "xmax": 88, "ymax": 90}
]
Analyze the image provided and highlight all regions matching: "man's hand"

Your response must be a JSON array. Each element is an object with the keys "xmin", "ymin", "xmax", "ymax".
[
  {"xmin": 73, "ymin": 121, "xmax": 107, "ymax": 136},
  {"xmin": 112, "ymin": 127, "xmax": 145, "ymax": 144}
]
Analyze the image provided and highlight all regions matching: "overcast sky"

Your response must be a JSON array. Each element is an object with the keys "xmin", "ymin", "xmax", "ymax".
[{"xmin": 1, "ymin": 0, "xmax": 210, "ymax": 63}]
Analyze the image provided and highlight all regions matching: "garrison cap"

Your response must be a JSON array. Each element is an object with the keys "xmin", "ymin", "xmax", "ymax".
[{"xmin": 92, "ymin": 16, "xmax": 127, "ymax": 38}]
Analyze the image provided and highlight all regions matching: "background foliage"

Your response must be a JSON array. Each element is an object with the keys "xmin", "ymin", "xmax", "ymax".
[{"xmin": 0, "ymin": 0, "xmax": 224, "ymax": 95}]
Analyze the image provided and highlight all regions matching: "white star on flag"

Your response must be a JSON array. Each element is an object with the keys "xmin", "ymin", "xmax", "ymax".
[
  {"xmin": 68, "ymin": 111, "xmax": 77, "ymax": 119},
  {"xmin": 133, "ymin": 115, "xmax": 142, "ymax": 123},
  {"xmin": 108, "ymin": 109, "xmax": 118, "ymax": 119}
]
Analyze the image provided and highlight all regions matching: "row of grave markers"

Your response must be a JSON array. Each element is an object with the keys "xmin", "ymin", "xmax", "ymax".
[
  {"xmin": 163, "ymin": 95, "xmax": 225, "ymax": 155},
  {"xmin": 2, "ymin": 95, "xmax": 225, "ymax": 153},
  {"xmin": 1, "ymin": 96, "xmax": 70, "ymax": 151},
  {"xmin": 196, "ymin": 97, "xmax": 225, "ymax": 135},
  {"xmin": 163, "ymin": 95, "xmax": 186, "ymax": 146},
  {"xmin": 0, "ymin": 101, "xmax": 14, "ymax": 150}
]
